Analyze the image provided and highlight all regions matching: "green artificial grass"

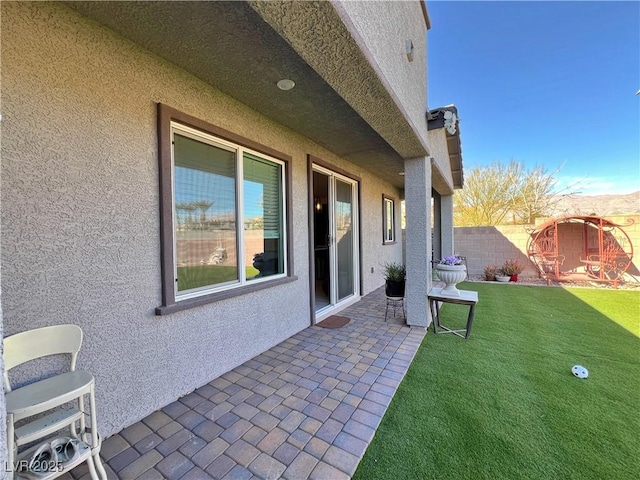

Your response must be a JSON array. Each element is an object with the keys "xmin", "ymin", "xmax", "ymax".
[
  {"xmin": 177, "ymin": 265, "xmax": 260, "ymax": 291},
  {"xmin": 354, "ymin": 283, "xmax": 640, "ymax": 480}
]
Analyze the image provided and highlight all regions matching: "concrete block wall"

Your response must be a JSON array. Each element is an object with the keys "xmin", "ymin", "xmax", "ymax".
[
  {"xmin": 557, "ymin": 223, "xmax": 587, "ymax": 271},
  {"xmin": 454, "ymin": 226, "xmax": 537, "ymax": 278},
  {"xmin": 607, "ymin": 215, "xmax": 640, "ymax": 277},
  {"xmin": 455, "ymin": 214, "xmax": 640, "ymax": 281}
]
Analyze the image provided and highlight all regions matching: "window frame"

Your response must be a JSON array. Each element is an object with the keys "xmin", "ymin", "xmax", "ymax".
[
  {"xmin": 382, "ymin": 194, "xmax": 396, "ymax": 245},
  {"xmin": 156, "ymin": 104, "xmax": 296, "ymax": 315}
]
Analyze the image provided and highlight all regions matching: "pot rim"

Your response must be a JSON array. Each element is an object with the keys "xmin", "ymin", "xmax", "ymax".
[{"xmin": 435, "ymin": 264, "xmax": 466, "ymax": 270}]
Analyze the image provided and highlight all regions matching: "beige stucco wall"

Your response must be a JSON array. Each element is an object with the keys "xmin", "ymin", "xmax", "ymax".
[
  {"xmin": 361, "ymin": 178, "xmax": 406, "ymax": 292},
  {"xmin": 335, "ymin": 0, "xmax": 429, "ymax": 149},
  {"xmin": 427, "ymin": 128, "xmax": 455, "ymax": 194},
  {"xmin": 1, "ymin": 1, "xmax": 403, "ymax": 437},
  {"xmin": 455, "ymin": 215, "xmax": 640, "ymax": 282}
]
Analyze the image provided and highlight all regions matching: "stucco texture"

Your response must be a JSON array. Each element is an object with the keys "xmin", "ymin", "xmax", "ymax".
[
  {"xmin": 249, "ymin": 0, "xmax": 429, "ymax": 161},
  {"xmin": 403, "ymin": 157, "xmax": 432, "ymax": 327},
  {"xmin": 359, "ymin": 172, "xmax": 405, "ymax": 294},
  {"xmin": 333, "ymin": 0, "xmax": 429, "ymax": 149},
  {"xmin": 1, "ymin": 2, "xmax": 402, "ymax": 436},
  {"xmin": 428, "ymin": 129, "xmax": 455, "ymax": 194}
]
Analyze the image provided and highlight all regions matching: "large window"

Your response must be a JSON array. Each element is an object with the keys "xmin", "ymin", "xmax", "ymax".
[
  {"xmin": 383, "ymin": 195, "xmax": 396, "ymax": 244},
  {"xmin": 157, "ymin": 105, "xmax": 292, "ymax": 313}
]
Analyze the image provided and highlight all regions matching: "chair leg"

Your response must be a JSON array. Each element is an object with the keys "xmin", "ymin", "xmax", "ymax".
[
  {"xmin": 95, "ymin": 453, "xmax": 108, "ymax": 480},
  {"xmin": 385, "ymin": 298, "xmax": 405, "ymax": 322},
  {"xmin": 79, "ymin": 395, "xmax": 88, "ymax": 445},
  {"xmin": 89, "ymin": 386, "xmax": 108, "ymax": 480},
  {"xmin": 7, "ymin": 413, "xmax": 15, "ymax": 480},
  {"xmin": 86, "ymin": 455, "xmax": 100, "ymax": 480}
]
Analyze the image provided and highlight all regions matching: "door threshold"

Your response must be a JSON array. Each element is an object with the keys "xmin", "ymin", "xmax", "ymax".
[{"xmin": 314, "ymin": 295, "xmax": 360, "ymax": 324}]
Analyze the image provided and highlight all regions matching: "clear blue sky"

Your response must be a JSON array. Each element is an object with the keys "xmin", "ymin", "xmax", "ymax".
[{"xmin": 427, "ymin": 0, "xmax": 640, "ymax": 195}]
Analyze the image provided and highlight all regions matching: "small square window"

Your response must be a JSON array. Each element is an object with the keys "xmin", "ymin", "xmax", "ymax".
[{"xmin": 383, "ymin": 195, "xmax": 395, "ymax": 244}]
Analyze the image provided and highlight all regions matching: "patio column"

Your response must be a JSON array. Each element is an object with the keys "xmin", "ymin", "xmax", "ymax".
[
  {"xmin": 404, "ymin": 156, "xmax": 432, "ymax": 327},
  {"xmin": 432, "ymin": 191, "xmax": 441, "ymax": 261},
  {"xmin": 440, "ymin": 194, "xmax": 455, "ymax": 257}
]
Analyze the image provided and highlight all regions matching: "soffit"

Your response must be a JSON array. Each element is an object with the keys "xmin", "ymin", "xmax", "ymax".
[
  {"xmin": 447, "ymin": 134, "xmax": 463, "ymax": 189},
  {"xmin": 428, "ymin": 106, "xmax": 464, "ymax": 190},
  {"xmin": 65, "ymin": 1, "xmax": 412, "ymax": 188}
]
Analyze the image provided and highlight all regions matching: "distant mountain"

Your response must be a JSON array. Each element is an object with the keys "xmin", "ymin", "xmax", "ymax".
[{"xmin": 548, "ymin": 191, "xmax": 640, "ymax": 217}]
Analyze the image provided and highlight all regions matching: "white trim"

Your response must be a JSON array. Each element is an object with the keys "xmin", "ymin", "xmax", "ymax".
[
  {"xmin": 315, "ymin": 294, "xmax": 361, "ymax": 323},
  {"xmin": 170, "ymin": 122, "xmax": 288, "ymax": 301},
  {"xmin": 311, "ymin": 164, "xmax": 360, "ymax": 316},
  {"xmin": 383, "ymin": 197, "xmax": 395, "ymax": 243},
  {"xmin": 237, "ymin": 149, "xmax": 246, "ymax": 283}
]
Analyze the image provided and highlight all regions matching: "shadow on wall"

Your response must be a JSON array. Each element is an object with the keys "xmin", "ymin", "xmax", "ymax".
[
  {"xmin": 455, "ymin": 215, "xmax": 640, "ymax": 283},
  {"xmin": 454, "ymin": 226, "xmax": 536, "ymax": 278}
]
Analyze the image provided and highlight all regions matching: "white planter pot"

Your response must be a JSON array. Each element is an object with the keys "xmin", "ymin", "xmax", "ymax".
[
  {"xmin": 495, "ymin": 275, "xmax": 510, "ymax": 283},
  {"xmin": 435, "ymin": 264, "xmax": 467, "ymax": 296}
]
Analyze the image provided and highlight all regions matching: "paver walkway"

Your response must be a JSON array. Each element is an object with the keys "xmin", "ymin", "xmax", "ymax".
[{"xmin": 66, "ymin": 287, "xmax": 427, "ymax": 479}]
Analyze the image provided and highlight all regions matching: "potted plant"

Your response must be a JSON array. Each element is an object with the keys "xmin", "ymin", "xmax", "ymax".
[
  {"xmin": 495, "ymin": 269, "xmax": 511, "ymax": 283},
  {"xmin": 502, "ymin": 259, "xmax": 524, "ymax": 282},
  {"xmin": 434, "ymin": 255, "xmax": 467, "ymax": 296},
  {"xmin": 483, "ymin": 264, "xmax": 498, "ymax": 281},
  {"xmin": 383, "ymin": 262, "xmax": 406, "ymax": 298}
]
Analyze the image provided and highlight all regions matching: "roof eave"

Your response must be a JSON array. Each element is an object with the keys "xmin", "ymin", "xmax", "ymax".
[{"xmin": 427, "ymin": 105, "xmax": 464, "ymax": 189}]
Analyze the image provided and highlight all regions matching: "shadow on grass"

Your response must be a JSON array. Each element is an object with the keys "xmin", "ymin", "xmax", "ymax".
[{"xmin": 354, "ymin": 282, "xmax": 640, "ymax": 480}]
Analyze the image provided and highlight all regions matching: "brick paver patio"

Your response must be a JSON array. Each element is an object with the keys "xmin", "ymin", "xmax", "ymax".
[{"xmin": 65, "ymin": 287, "xmax": 427, "ymax": 479}]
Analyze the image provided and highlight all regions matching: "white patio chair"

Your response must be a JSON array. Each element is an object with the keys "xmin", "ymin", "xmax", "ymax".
[{"xmin": 3, "ymin": 324, "xmax": 107, "ymax": 480}]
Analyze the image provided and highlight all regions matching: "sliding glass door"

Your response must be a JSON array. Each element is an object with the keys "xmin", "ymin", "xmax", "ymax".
[
  {"xmin": 335, "ymin": 178, "xmax": 355, "ymax": 302},
  {"xmin": 312, "ymin": 166, "xmax": 359, "ymax": 316}
]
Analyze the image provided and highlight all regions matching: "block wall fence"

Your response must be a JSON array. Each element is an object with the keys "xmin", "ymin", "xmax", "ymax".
[{"xmin": 452, "ymin": 214, "xmax": 640, "ymax": 282}]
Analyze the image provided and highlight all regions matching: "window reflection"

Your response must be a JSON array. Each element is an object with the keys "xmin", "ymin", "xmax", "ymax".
[
  {"xmin": 173, "ymin": 133, "xmax": 238, "ymax": 292},
  {"xmin": 244, "ymin": 153, "xmax": 284, "ymax": 280}
]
